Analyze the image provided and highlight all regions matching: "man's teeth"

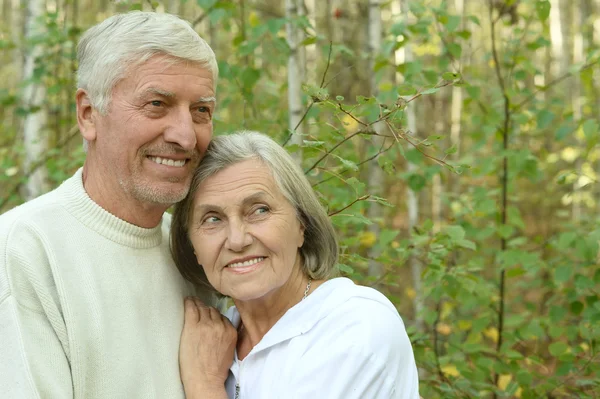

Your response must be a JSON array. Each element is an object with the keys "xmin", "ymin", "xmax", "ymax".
[
  {"xmin": 149, "ymin": 156, "xmax": 186, "ymax": 167},
  {"xmin": 228, "ymin": 257, "xmax": 265, "ymax": 268}
]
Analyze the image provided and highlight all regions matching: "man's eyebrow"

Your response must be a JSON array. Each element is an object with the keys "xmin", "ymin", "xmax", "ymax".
[
  {"xmin": 142, "ymin": 87, "xmax": 175, "ymax": 98},
  {"xmin": 195, "ymin": 96, "xmax": 216, "ymax": 104}
]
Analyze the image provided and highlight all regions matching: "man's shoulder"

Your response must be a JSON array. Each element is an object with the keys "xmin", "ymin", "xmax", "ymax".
[{"xmin": 0, "ymin": 187, "xmax": 65, "ymax": 237}]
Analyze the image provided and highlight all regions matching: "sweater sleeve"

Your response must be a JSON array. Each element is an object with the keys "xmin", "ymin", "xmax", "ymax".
[
  {"xmin": 287, "ymin": 298, "xmax": 420, "ymax": 399},
  {"xmin": 0, "ymin": 221, "xmax": 73, "ymax": 399}
]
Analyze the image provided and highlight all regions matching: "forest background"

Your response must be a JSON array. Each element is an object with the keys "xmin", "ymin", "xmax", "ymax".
[{"xmin": 1, "ymin": 0, "xmax": 599, "ymax": 397}]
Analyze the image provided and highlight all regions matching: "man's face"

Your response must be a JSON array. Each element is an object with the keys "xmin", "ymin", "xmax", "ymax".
[{"xmin": 87, "ymin": 55, "xmax": 215, "ymax": 207}]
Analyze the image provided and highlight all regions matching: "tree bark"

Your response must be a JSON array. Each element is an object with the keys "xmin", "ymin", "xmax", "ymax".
[
  {"xmin": 286, "ymin": 0, "xmax": 306, "ymax": 159},
  {"xmin": 22, "ymin": 0, "xmax": 50, "ymax": 200}
]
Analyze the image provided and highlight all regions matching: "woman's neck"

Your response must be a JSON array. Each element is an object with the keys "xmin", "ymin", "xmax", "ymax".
[{"xmin": 234, "ymin": 273, "xmax": 323, "ymax": 360}]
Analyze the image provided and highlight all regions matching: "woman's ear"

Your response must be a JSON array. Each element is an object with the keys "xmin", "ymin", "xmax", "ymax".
[
  {"xmin": 76, "ymin": 89, "xmax": 97, "ymax": 142},
  {"xmin": 298, "ymin": 222, "xmax": 305, "ymax": 248}
]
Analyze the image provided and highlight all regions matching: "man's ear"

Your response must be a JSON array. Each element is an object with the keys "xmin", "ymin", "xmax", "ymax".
[{"xmin": 76, "ymin": 89, "xmax": 97, "ymax": 142}]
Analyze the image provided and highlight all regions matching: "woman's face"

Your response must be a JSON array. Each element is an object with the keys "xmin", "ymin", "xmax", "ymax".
[{"xmin": 188, "ymin": 159, "xmax": 305, "ymax": 302}]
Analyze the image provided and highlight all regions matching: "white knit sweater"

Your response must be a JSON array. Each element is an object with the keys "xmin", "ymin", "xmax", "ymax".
[{"xmin": 0, "ymin": 168, "xmax": 207, "ymax": 398}]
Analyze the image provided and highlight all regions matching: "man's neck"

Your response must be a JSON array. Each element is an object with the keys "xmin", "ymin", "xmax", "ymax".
[{"xmin": 82, "ymin": 163, "xmax": 167, "ymax": 228}]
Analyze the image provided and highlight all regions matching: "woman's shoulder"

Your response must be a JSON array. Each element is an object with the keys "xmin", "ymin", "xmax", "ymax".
[{"xmin": 309, "ymin": 278, "xmax": 410, "ymax": 346}]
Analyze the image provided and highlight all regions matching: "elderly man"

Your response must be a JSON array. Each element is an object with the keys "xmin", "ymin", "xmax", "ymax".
[{"xmin": 0, "ymin": 12, "xmax": 227, "ymax": 398}]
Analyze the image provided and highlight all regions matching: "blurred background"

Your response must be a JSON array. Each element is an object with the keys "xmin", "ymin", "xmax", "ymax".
[{"xmin": 1, "ymin": 0, "xmax": 599, "ymax": 397}]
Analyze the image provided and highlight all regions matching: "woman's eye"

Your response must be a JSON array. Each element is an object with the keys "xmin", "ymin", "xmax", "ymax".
[
  {"xmin": 203, "ymin": 216, "xmax": 221, "ymax": 224},
  {"xmin": 253, "ymin": 206, "xmax": 269, "ymax": 215}
]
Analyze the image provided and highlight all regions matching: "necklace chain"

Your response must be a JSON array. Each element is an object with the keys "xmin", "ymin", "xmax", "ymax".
[{"xmin": 302, "ymin": 278, "xmax": 312, "ymax": 300}]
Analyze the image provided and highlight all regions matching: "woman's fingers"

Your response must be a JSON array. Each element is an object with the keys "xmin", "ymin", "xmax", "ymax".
[{"xmin": 184, "ymin": 297, "xmax": 199, "ymax": 324}]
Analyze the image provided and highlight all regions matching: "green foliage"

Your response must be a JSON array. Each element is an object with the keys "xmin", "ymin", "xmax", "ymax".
[{"xmin": 1, "ymin": 0, "xmax": 599, "ymax": 397}]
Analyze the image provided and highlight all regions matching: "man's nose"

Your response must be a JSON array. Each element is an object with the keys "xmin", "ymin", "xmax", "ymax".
[{"xmin": 163, "ymin": 108, "xmax": 197, "ymax": 151}]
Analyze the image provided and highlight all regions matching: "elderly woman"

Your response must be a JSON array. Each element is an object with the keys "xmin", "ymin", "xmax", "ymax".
[{"xmin": 171, "ymin": 131, "xmax": 419, "ymax": 398}]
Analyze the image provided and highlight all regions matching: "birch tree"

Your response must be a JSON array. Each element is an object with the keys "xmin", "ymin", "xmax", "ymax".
[
  {"xmin": 398, "ymin": 0, "xmax": 423, "ymax": 328},
  {"xmin": 366, "ymin": 0, "xmax": 385, "ymax": 284},
  {"xmin": 286, "ymin": 0, "xmax": 306, "ymax": 158},
  {"xmin": 22, "ymin": 0, "xmax": 49, "ymax": 200}
]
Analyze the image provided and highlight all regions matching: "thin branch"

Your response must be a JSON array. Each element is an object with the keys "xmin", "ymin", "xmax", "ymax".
[
  {"xmin": 192, "ymin": 3, "xmax": 218, "ymax": 28},
  {"xmin": 488, "ymin": 2, "xmax": 510, "ymax": 395},
  {"xmin": 319, "ymin": 42, "xmax": 333, "ymax": 88},
  {"xmin": 282, "ymin": 42, "xmax": 334, "ymax": 147},
  {"xmin": 304, "ymin": 130, "xmax": 371, "ymax": 174},
  {"xmin": 327, "ymin": 195, "xmax": 370, "ymax": 217},
  {"xmin": 512, "ymin": 59, "xmax": 599, "ymax": 112},
  {"xmin": 311, "ymin": 141, "xmax": 396, "ymax": 187}
]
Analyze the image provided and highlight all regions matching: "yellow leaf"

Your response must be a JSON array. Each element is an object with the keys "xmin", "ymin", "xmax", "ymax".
[
  {"xmin": 436, "ymin": 322, "xmax": 452, "ymax": 336},
  {"xmin": 580, "ymin": 343, "xmax": 590, "ymax": 352},
  {"xmin": 483, "ymin": 327, "xmax": 499, "ymax": 343},
  {"xmin": 341, "ymin": 114, "xmax": 359, "ymax": 132},
  {"xmin": 5, "ymin": 166, "xmax": 18, "ymax": 177},
  {"xmin": 441, "ymin": 301, "xmax": 455, "ymax": 319},
  {"xmin": 441, "ymin": 364, "xmax": 460, "ymax": 378},
  {"xmin": 358, "ymin": 231, "xmax": 377, "ymax": 248},
  {"xmin": 405, "ymin": 287, "xmax": 416, "ymax": 300},
  {"xmin": 458, "ymin": 320, "xmax": 472, "ymax": 331},
  {"xmin": 516, "ymin": 387, "xmax": 522, "ymax": 398},
  {"xmin": 248, "ymin": 11, "xmax": 260, "ymax": 28},
  {"xmin": 391, "ymin": 241, "xmax": 400, "ymax": 249},
  {"xmin": 497, "ymin": 374, "xmax": 512, "ymax": 390}
]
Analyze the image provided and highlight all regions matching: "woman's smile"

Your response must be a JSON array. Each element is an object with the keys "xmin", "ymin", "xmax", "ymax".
[{"xmin": 225, "ymin": 256, "xmax": 266, "ymax": 274}]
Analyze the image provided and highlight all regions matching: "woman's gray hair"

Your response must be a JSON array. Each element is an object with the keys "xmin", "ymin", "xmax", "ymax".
[
  {"xmin": 77, "ymin": 11, "xmax": 218, "ymax": 114},
  {"xmin": 171, "ymin": 131, "xmax": 339, "ymax": 294}
]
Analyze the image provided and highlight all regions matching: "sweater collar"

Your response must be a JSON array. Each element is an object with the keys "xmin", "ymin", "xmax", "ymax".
[{"xmin": 57, "ymin": 168, "xmax": 165, "ymax": 248}]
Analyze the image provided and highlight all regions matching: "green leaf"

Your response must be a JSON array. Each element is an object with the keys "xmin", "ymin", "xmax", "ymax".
[
  {"xmin": 548, "ymin": 341, "xmax": 568, "ymax": 356},
  {"xmin": 301, "ymin": 36, "xmax": 317, "ymax": 46},
  {"xmin": 407, "ymin": 174, "xmax": 426, "ymax": 192},
  {"xmin": 445, "ymin": 145, "xmax": 458, "ymax": 155},
  {"xmin": 570, "ymin": 301, "xmax": 584, "ymax": 315},
  {"xmin": 337, "ymin": 263, "xmax": 355, "ymax": 274},
  {"xmin": 333, "ymin": 154, "xmax": 358, "ymax": 171},
  {"xmin": 331, "ymin": 213, "xmax": 373, "ymax": 226},
  {"xmin": 445, "ymin": 15, "xmax": 461, "ymax": 32},
  {"xmin": 397, "ymin": 83, "xmax": 417, "ymax": 96},
  {"xmin": 582, "ymin": 119, "xmax": 599, "ymax": 138},
  {"xmin": 466, "ymin": 85, "xmax": 480, "ymax": 99},
  {"xmin": 421, "ymin": 87, "xmax": 440, "ymax": 95},
  {"xmin": 457, "ymin": 239, "xmax": 476, "ymax": 250},
  {"xmin": 554, "ymin": 265, "xmax": 572, "ymax": 283},
  {"xmin": 537, "ymin": 109, "xmax": 555, "ymax": 129},
  {"xmin": 536, "ymin": 0, "xmax": 551, "ymax": 22},
  {"xmin": 442, "ymin": 71, "xmax": 459, "ymax": 81},
  {"xmin": 345, "ymin": 177, "xmax": 366, "ymax": 194},
  {"xmin": 445, "ymin": 225, "xmax": 466, "ymax": 241},
  {"xmin": 555, "ymin": 124, "xmax": 572, "ymax": 141},
  {"xmin": 447, "ymin": 43, "xmax": 462, "ymax": 58}
]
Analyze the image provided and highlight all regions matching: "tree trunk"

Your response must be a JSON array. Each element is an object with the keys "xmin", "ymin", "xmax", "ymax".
[
  {"xmin": 399, "ymin": 0, "xmax": 423, "ymax": 329},
  {"xmin": 366, "ymin": 0, "xmax": 385, "ymax": 285},
  {"xmin": 286, "ymin": 0, "xmax": 306, "ymax": 159},
  {"xmin": 22, "ymin": 0, "xmax": 49, "ymax": 200}
]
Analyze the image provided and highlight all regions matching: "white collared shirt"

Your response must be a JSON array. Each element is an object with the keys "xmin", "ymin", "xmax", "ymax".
[{"xmin": 224, "ymin": 277, "xmax": 420, "ymax": 398}]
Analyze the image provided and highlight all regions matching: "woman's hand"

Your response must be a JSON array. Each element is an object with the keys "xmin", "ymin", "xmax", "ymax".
[{"xmin": 180, "ymin": 297, "xmax": 237, "ymax": 398}]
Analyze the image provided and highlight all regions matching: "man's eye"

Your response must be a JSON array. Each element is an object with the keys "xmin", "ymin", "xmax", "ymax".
[
  {"xmin": 150, "ymin": 100, "xmax": 163, "ymax": 107},
  {"xmin": 196, "ymin": 106, "xmax": 210, "ymax": 114}
]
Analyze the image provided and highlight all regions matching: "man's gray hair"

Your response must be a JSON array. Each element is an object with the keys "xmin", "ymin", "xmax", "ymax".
[
  {"xmin": 77, "ymin": 11, "xmax": 218, "ymax": 114},
  {"xmin": 171, "ymin": 131, "xmax": 339, "ymax": 294}
]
